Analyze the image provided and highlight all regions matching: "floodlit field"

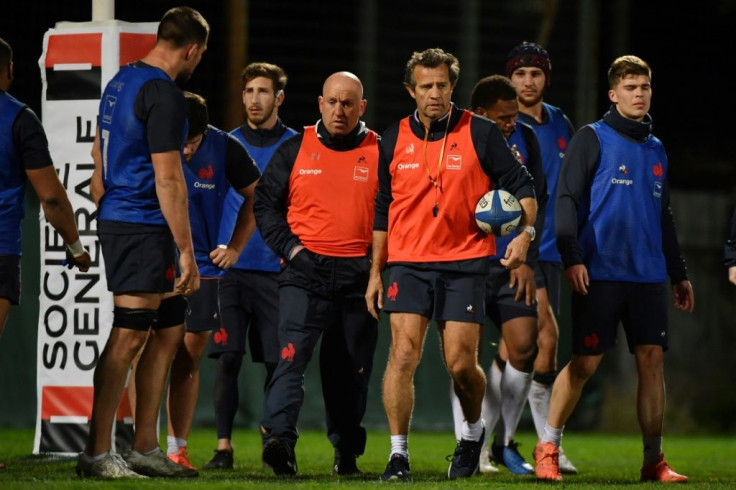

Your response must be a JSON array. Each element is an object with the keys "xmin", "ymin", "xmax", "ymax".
[{"xmin": 1, "ymin": 428, "xmax": 734, "ymax": 488}]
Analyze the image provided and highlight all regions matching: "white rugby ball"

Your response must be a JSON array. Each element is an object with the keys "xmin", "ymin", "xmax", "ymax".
[{"xmin": 475, "ymin": 189, "xmax": 522, "ymax": 236}]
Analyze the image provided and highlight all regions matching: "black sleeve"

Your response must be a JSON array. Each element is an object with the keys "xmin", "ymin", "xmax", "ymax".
[
  {"xmin": 726, "ymin": 208, "xmax": 736, "ymax": 267},
  {"xmin": 374, "ymin": 123, "xmax": 399, "ymax": 232},
  {"xmin": 13, "ymin": 108, "xmax": 54, "ymax": 170},
  {"xmin": 224, "ymin": 134, "xmax": 260, "ymax": 190},
  {"xmin": 520, "ymin": 126, "xmax": 548, "ymax": 267},
  {"xmin": 555, "ymin": 126, "xmax": 600, "ymax": 268},
  {"xmin": 253, "ymin": 134, "xmax": 303, "ymax": 259},
  {"xmin": 563, "ymin": 113, "xmax": 576, "ymax": 136},
  {"xmin": 659, "ymin": 177, "xmax": 688, "ymax": 283},
  {"xmin": 472, "ymin": 117, "xmax": 535, "ymax": 201},
  {"xmin": 134, "ymin": 79, "xmax": 187, "ymax": 153}
]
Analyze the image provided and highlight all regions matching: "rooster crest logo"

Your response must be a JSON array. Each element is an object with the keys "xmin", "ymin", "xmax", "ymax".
[
  {"xmin": 214, "ymin": 327, "xmax": 229, "ymax": 345},
  {"xmin": 198, "ymin": 164, "xmax": 214, "ymax": 180},
  {"xmin": 281, "ymin": 342, "xmax": 295, "ymax": 362},
  {"xmin": 387, "ymin": 281, "xmax": 399, "ymax": 301}
]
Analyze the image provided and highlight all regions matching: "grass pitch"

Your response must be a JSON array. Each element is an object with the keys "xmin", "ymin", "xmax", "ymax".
[{"xmin": 0, "ymin": 428, "xmax": 734, "ymax": 488}]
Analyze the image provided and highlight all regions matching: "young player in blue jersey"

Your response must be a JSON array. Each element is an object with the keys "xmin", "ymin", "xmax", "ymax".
[
  {"xmin": 164, "ymin": 92, "xmax": 260, "ymax": 470},
  {"xmin": 79, "ymin": 7, "xmax": 209, "ymax": 479},
  {"xmin": 203, "ymin": 62, "xmax": 297, "ymax": 470},
  {"xmin": 449, "ymin": 74, "xmax": 547, "ymax": 476},
  {"xmin": 534, "ymin": 55, "xmax": 694, "ymax": 483}
]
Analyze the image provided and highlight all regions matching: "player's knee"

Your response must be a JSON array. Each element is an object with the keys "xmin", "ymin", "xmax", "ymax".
[
  {"xmin": 388, "ymin": 341, "xmax": 421, "ymax": 370},
  {"xmin": 569, "ymin": 356, "xmax": 600, "ymax": 381},
  {"xmin": 113, "ymin": 307, "xmax": 158, "ymax": 331},
  {"xmin": 158, "ymin": 295, "xmax": 187, "ymax": 328},
  {"xmin": 508, "ymin": 343, "xmax": 538, "ymax": 371},
  {"xmin": 218, "ymin": 351, "xmax": 243, "ymax": 374}
]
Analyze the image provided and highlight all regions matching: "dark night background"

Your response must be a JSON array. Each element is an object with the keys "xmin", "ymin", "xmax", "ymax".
[{"xmin": 2, "ymin": 0, "xmax": 735, "ymax": 192}]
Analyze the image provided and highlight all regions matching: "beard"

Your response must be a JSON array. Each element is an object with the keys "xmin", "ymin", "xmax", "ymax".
[{"xmin": 248, "ymin": 105, "xmax": 275, "ymax": 127}]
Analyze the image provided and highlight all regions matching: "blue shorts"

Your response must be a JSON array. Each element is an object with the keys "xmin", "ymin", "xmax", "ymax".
[
  {"xmin": 185, "ymin": 278, "xmax": 221, "ymax": 332},
  {"xmin": 0, "ymin": 255, "xmax": 21, "ymax": 305},
  {"xmin": 571, "ymin": 281, "xmax": 669, "ymax": 355},
  {"xmin": 485, "ymin": 261, "xmax": 537, "ymax": 329},
  {"xmin": 534, "ymin": 261, "xmax": 562, "ymax": 315},
  {"xmin": 98, "ymin": 221, "xmax": 175, "ymax": 294},
  {"xmin": 383, "ymin": 264, "xmax": 486, "ymax": 323}
]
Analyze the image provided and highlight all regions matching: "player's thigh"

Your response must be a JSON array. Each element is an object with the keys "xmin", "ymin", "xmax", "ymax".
[
  {"xmin": 571, "ymin": 281, "xmax": 627, "ymax": 355},
  {"xmin": 622, "ymin": 282, "xmax": 669, "ymax": 353}
]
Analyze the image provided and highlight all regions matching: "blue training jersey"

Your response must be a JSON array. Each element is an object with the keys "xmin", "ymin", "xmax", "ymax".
[
  {"xmin": 183, "ymin": 125, "xmax": 231, "ymax": 278},
  {"xmin": 522, "ymin": 102, "xmax": 571, "ymax": 263},
  {"xmin": 579, "ymin": 120, "xmax": 668, "ymax": 282},
  {"xmin": 97, "ymin": 64, "xmax": 185, "ymax": 225},
  {"xmin": 219, "ymin": 125, "xmax": 297, "ymax": 272},
  {"xmin": 0, "ymin": 92, "xmax": 27, "ymax": 255}
]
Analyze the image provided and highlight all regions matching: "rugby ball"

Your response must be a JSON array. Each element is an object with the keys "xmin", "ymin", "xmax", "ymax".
[{"xmin": 475, "ymin": 189, "xmax": 522, "ymax": 236}]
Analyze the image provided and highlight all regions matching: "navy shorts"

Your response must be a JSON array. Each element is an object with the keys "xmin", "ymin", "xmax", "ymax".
[
  {"xmin": 185, "ymin": 278, "xmax": 220, "ymax": 332},
  {"xmin": 209, "ymin": 269, "xmax": 279, "ymax": 364},
  {"xmin": 98, "ymin": 220, "xmax": 175, "ymax": 294},
  {"xmin": 0, "ymin": 255, "xmax": 21, "ymax": 305},
  {"xmin": 535, "ymin": 260, "xmax": 562, "ymax": 315},
  {"xmin": 485, "ymin": 261, "xmax": 537, "ymax": 329},
  {"xmin": 383, "ymin": 265, "xmax": 486, "ymax": 323},
  {"xmin": 571, "ymin": 281, "xmax": 669, "ymax": 355}
]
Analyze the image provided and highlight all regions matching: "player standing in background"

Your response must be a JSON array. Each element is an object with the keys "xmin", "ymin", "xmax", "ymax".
[
  {"xmin": 203, "ymin": 62, "xmax": 297, "ymax": 470},
  {"xmin": 79, "ymin": 7, "xmax": 208, "ymax": 479},
  {"xmin": 164, "ymin": 92, "xmax": 260, "ymax": 470},
  {"xmin": 498, "ymin": 40, "xmax": 578, "ymax": 474},
  {"xmin": 366, "ymin": 48, "xmax": 537, "ymax": 481},
  {"xmin": 449, "ymin": 74, "xmax": 547, "ymax": 475},
  {"xmin": 256, "ymin": 72, "xmax": 379, "ymax": 476},
  {"xmin": 0, "ymin": 37, "xmax": 91, "ymax": 470},
  {"xmin": 535, "ymin": 55, "xmax": 694, "ymax": 483}
]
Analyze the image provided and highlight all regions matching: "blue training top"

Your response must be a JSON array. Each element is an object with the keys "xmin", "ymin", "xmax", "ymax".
[{"xmin": 0, "ymin": 92, "xmax": 27, "ymax": 255}]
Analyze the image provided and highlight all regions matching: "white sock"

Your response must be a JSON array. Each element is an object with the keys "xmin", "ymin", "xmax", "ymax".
[
  {"xmin": 528, "ymin": 379, "xmax": 552, "ymax": 439},
  {"xmin": 643, "ymin": 436, "xmax": 662, "ymax": 465},
  {"xmin": 390, "ymin": 435, "xmax": 409, "ymax": 459},
  {"xmin": 500, "ymin": 363, "xmax": 533, "ymax": 445},
  {"xmin": 461, "ymin": 418, "xmax": 485, "ymax": 442},
  {"xmin": 167, "ymin": 435, "xmax": 178, "ymax": 455},
  {"xmin": 82, "ymin": 451, "xmax": 108, "ymax": 462},
  {"xmin": 542, "ymin": 423, "xmax": 563, "ymax": 447},
  {"xmin": 449, "ymin": 380, "xmax": 464, "ymax": 441},
  {"xmin": 480, "ymin": 391, "xmax": 492, "ymax": 447},
  {"xmin": 485, "ymin": 358, "xmax": 503, "ymax": 440}
]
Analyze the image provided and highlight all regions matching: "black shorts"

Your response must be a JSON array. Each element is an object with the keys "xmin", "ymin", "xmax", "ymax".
[
  {"xmin": 485, "ymin": 261, "xmax": 537, "ymax": 329},
  {"xmin": 98, "ymin": 220, "xmax": 176, "ymax": 294},
  {"xmin": 383, "ymin": 265, "xmax": 486, "ymax": 323},
  {"xmin": 535, "ymin": 260, "xmax": 562, "ymax": 315},
  {"xmin": 185, "ymin": 278, "xmax": 220, "ymax": 332},
  {"xmin": 209, "ymin": 269, "xmax": 279, "ymax": 364},
  {"xmin": 571, "ymin": 281, "xmax": 669, "ymax": 355},
  {"xmin": 0, "ymin": 255, "xmax": 21, "ymax": 305}
]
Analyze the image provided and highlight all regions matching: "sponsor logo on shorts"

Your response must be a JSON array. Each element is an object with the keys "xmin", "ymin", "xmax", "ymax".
[
  {"xmin": 299, "ymin": 168, "xmax": 322, "ymax": 175},
  {"xmin": 397, "ymin": 162, "xmax": 419, "ymax": 170},
  {"xmin": 214, "ymin": 327, "xmax": 228, "ymax": 345},
  {"xmin": 387, "ymin": 281, "xmax": 399, "ymax": 301},
  {"xmin": 466, "ymin": 304, "xmax": 474, "ymax": 313},
  {"xmin": 281, "ymin": 342, "xmax": 295, "ymax": 362}
]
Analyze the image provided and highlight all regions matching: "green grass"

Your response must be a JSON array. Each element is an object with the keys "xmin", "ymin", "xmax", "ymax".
[{"xmin": 0, "ymin": 428, "xmax": 735, "ymax": 488}]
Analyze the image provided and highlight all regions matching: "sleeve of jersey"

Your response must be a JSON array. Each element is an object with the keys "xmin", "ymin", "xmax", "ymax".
[
  {"xmin": 373, "ymin": 127, "xmax": 398, "ymax": 232},
  {"xmin": 660, "ymin": 178, "xmax": 688, "ymax": 283},
  {"xmin": 475, "ymin": 119, "xmax": 535, "ymax": 201},
  {"xmin": 555, "ymin": 127, "xmax": 598, "ymax": 268},
  {"xmin": 725, "ymin": 208, "xmax": 736, "ymax": 267},
  {"xmin": 225, "ymin": 135, "xmax": 260, "ymax": 189},
  {"xmin": 14, "ymin": 108, "xmax": 54, "ymax": 170},
  {"xmin": 253, "ymin": 136, "xmax": 302, "ymax": 259},
  {"xmin": 524, "ymin": 128, "xmax": 547, "ymax": 268},
  {"xmin": 139, "ymin": 80, "xmax": 187, "ymax": 153}
]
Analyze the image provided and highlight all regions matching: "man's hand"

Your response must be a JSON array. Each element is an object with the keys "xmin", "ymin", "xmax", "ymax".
[
  {"xmin": 176, "ymin": 251, "xmax": 200, "ymax": 296},
  {"xmin": 564, "ymin": 264, "xmax": 589, "ymax": 295},
  {"xmin": 210, "ymin": 245, "xmax": 239, "ymax": 270},
  {"xmin": 672, "ymin": 279, "xmax": 695, "ymax": 312},
  {"xmin": 63, "ymin": 248, "xmax": 92, "ymax": 272},
  {"xmin": 509, "ymin": 263, "xmax": 536, "ymax": 305},
  {"xmin": 729, "ymin": 266, "xmax": 736, "ymax": 286},
  {"xmin": 500, "ymin": 232, "xmax": 531, "ymax": 270},
  {"xmin": 365, "ymin": 270, "xmax": 384, "ymax": 320}
]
